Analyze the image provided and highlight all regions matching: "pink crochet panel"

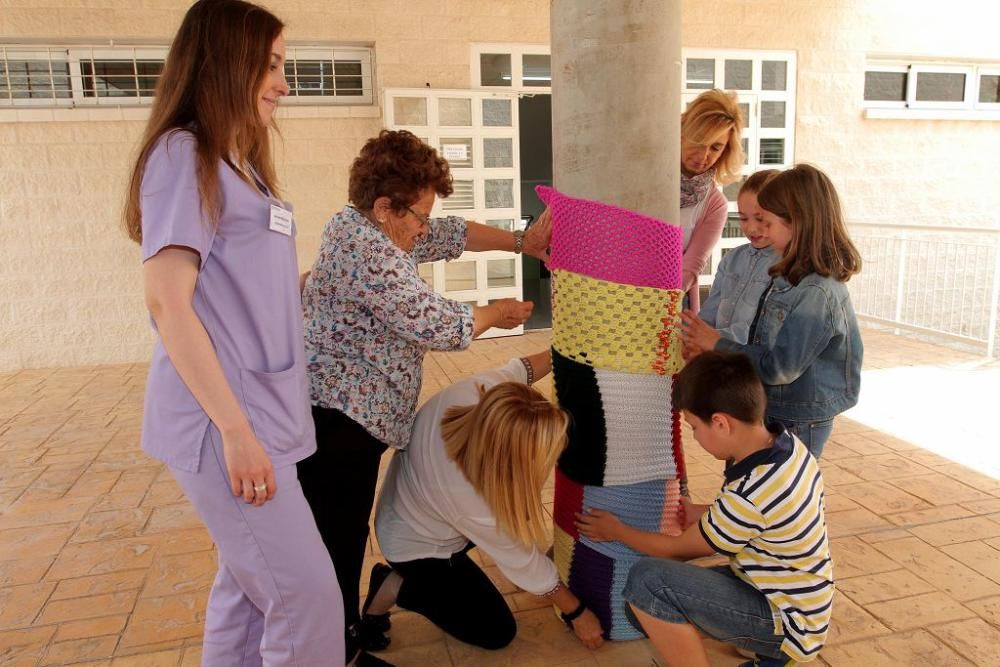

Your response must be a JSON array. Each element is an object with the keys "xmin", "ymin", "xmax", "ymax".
[{"xmin": 537, "ymin": 185, "xmax": 684, "ymax": 291}]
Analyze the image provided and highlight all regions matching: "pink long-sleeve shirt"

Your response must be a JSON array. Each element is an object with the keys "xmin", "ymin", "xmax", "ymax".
[{"xmin": 681, "ymin": 187, "xmax": 728, "ymax": 312}]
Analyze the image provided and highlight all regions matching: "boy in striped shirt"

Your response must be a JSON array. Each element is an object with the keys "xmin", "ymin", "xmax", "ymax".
[{"xmin": 576, "ymin": 351, "xmax": 832, "ymax": 667}]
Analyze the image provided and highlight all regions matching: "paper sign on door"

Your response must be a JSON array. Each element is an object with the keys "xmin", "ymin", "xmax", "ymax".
[{"xmin": 443, "ymin": 144, "xmax": 469, "ymax": 162}]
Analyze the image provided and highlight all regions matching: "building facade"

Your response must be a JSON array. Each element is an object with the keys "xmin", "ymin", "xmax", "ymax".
[{"xmin": 1, "ymin": 0, "xmax": 998, "ymax": 370}]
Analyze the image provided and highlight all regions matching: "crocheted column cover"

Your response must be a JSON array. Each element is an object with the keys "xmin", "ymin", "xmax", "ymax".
[{"xmin": 540, "ymin": 185, "xmax": 687, "ymax": 640}]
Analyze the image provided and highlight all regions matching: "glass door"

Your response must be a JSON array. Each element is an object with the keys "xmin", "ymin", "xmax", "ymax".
[{"xmin": 384, "ymin": 88, "xmax": 524, "ymax": 338}]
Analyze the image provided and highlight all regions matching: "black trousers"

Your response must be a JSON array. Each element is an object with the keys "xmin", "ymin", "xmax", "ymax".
[
  {"xmin": 389, "ymin": 546, "xmax": 517, "ymax": 650},
  {"xmin": 298, "ymin": 406, "xmax": 388, "ymax": 645}
]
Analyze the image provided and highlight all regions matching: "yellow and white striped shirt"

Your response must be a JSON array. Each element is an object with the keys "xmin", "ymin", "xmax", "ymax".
[{"xmin": 699, "ymin": 429, "xmax": 833, "ymax": 663}]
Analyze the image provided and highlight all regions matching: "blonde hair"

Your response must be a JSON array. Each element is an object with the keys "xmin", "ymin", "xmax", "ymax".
[
  {"xmin": 123, "ymin": 0, "xmax": 284, "ymax": 243},
  {"xmin": 757, "ymin": 164, "xmax": 862, "ymax": 285},
  {"xmin": 681, "ymin": 89, "xmax": 744, "ymax": 185},
  {"xmin": 442, "ymin": 382, "xmax": 568, "ymax": 547}
]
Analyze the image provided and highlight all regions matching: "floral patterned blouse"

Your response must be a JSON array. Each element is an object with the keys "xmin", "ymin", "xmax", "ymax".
[{"xmin": 303, "ymin": 205, "xmax": 474, "ymax": 449}]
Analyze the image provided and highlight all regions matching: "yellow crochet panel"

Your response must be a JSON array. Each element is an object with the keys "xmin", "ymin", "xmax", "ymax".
[
  {"xmin": 551, "ymin": 270, "xmax": 684, "ymax": 375},
  {"xmin": 552, "ymin": 524, "xmax": 575, "ymax": 585}
]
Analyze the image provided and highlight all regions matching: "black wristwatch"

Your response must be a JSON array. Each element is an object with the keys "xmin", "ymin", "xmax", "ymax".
[{"xmin": 561, "ymin": 601, "xmax": 587, "ymax": 627}]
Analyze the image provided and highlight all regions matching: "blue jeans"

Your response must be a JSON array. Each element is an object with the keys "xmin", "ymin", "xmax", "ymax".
[
  {"xmin": 768, "ymin": 417, "xmax": 833, "ymax": 459},
  {"xmin": 623, "ymin": 559, "xmax": 789, "ymax": 663}
]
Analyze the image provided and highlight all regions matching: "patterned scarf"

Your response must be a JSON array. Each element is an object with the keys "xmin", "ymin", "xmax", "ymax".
[{"xmin": 680, "ymin": 168, "xmax": 716, "ymax": 209}]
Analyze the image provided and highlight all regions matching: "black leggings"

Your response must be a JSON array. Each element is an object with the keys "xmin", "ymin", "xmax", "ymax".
[
  {"xmin": 297, "ymin": 406, "xmax": 387, "ymax": 650},
  {"xmin": 389, "ymin": 546, "xmax": 517, "ymax": 650}
]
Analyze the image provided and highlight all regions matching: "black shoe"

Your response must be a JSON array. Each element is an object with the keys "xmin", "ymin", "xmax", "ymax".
[
  {"xmin": 361, "ymin": 562, "xmax": 395, "ymax": 634},
  {"xmin": 362, "ymin": 612, "xmax": 390, "ymax": 635},
  {"xmin": 356, "ymin": 616, "xmax": 390, "ymax": 652}
]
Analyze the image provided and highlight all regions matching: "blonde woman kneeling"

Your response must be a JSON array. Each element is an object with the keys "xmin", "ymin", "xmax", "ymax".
[{"xmin": 366, "ymin": 353, "xmax": 604, "ymax": 651}]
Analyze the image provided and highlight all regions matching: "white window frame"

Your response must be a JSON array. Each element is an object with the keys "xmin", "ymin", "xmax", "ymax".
[
  {"xmin": 67, "ymin": 46, "xmax": 167, "ymax": 106},
  {"xmin": 907, "ymin": 63, "xmax": 975, "ymax": 110},
  {"xmin": 975, "ymin": 67, "xmax": 1000, "ymax": 110},
  {"xmin": 471, "ymin": 43, "xmax": 550, "ymax": 92},
  {"xmin": 862, "ymin": 62, "xmax": 909, "ymax": 109},
  {"xmin": 0, "ymin": 47, "xmax": 72, "ymax": 107},
  {"xmin": 864, "ymin": 59, "xmax": 1000, "ymax": 120},
  {"xmin": 1, "ymin": 42, "xmax": 376, "ymax": 112},
  {"xmin": 283, "ymin": 45, "xmax": 375, "ymax": 106},
  {"xmin": 383, "ymin": 88, "xmax": 526, "ymax": 338},
  {"xmin": 684, "ymin": 55, "xmax": 717, "ymax": 91}
]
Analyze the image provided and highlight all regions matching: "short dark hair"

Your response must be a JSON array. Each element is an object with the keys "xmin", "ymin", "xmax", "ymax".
[
  {"xmin": 672, "ymin": 351, "xmax": 766, "ymax": 424},
  {"xmin": 348, "ymin": 129, "xmax": 453, "ymax": 211}
]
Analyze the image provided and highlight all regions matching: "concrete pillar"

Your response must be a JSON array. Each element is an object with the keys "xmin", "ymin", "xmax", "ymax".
[
  {"xmin": 551, "ymin": 0, "xmax": 681, "ymax": 223},
  {"xmin": 548, "ymin": 2, "xmax": 685, "ymax": 642}
]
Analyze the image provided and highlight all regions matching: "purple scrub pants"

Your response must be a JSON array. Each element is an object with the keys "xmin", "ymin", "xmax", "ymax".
[{"xmin": 172, "ymin": 427, "xmax": 344, "ymax": 666}]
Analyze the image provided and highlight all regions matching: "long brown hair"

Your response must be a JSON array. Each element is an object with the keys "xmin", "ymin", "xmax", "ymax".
[
  {"xmin": 681, "ymin": 89, "xmax": 745, "ymax": 185},
  {"xmin": 442, "ymin": 382, "xmax": 568, "ymax": 547},
  {"xmin": 123, "ymin": 0, "xmax": 284, "ymax": 243},
  {"xmin": 758, "ymin": 164, "xmax": 862, "ymax": 285}
]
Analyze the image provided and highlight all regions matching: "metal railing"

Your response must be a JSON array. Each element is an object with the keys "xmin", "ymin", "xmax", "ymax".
[{"xmin": 847, "ymin": 223, "xmax": 1000, "ymax": 357}]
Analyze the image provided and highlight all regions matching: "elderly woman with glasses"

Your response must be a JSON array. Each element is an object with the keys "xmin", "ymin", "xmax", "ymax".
[{"xmin": 298, "ymin": 129, "xmax": 550, "ymax": 667}]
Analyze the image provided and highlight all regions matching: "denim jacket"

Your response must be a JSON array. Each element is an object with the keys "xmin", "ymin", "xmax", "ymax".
[
  {"xmin": 701, "ymin": 244, "xmax": 777, "ymax": 344},
  {"xmin": 716, "ymin": 273, "xmax": 863, "ymax": 422}
]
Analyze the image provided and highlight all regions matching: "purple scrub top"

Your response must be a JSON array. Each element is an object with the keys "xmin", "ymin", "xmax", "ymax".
[{"xmin": 139, "ymin": 129, "xmax": 315, "ymax": 472}]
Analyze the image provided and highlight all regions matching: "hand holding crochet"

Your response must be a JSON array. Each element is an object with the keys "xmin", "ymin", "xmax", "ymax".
[
  {"xmin": 574, "ymin": 508, "xmax": 625, "ymax": 542},
  {"xmin": 681, "ymin": 337, "xmax": 701, "ymax": 362},
  {"xmin": 680, "ymin": 309, "xmax": 721, "ymax": 355},
  {"xmin": 493, "ymin": 298, "xmax": 534, "ymax": 329},
  {"xmin": 523, "ymin": 206, "xmax": 553, "ymax": 264}
]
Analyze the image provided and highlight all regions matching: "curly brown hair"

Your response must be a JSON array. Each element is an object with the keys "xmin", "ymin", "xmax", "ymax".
[{"xmin": 348, "ymin": 130, "xmax": 453, "ymax": 211}]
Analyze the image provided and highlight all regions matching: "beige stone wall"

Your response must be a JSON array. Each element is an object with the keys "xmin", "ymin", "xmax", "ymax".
[
  {"xmin": 683, "ymin": 0, "xmax": 1000, "ymax": 227},
  {"xmin": 1, "ymin": 0, "xmax": 998, "ymax": 370},
  {"xmin": 0, "ymin": 0, "xmax": 551, "ymax": 370}
]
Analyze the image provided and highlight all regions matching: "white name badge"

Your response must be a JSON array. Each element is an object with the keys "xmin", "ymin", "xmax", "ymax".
[{"xmin": 269, "ymin": 204, "xmax": 294, "ymax": 236}]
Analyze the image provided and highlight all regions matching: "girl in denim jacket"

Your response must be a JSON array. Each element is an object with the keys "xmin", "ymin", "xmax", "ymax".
[
  {"xmin": 699, "ymin": 169, "xmax": 779, "ymax": 344},
  {"xmin": 682, "ymin": 164, "xmax": 863, "ymax": 457}
]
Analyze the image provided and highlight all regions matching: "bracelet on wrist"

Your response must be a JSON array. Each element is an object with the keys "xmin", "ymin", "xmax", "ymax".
[
  {"xmin": 520, "ymin": 356, "xmax": 535, "ymax": 385},
  {"xmin": 560, "ymin": 600, "xmax": 587, "ymax": 627},
  {"xmin": 512, "ymin": 229, "xmax": 525, "ymax": 254},
  {"xmin": 541, "ymin": 582, "xmax": 563, "ymax": 598}
]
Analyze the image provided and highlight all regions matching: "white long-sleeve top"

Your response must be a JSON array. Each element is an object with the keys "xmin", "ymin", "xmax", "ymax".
[{"xmin": 374, "ymin": 359, "xmax": 560, "ymax": 596}]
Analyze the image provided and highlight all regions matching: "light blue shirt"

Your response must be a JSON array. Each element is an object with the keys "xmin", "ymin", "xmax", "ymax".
[{"xmin": 701, "ymin": 244, "xmax": 778, "ymax": 344}]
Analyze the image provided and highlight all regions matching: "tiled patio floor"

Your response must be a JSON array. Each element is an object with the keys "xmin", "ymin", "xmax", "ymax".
[{"xmin": 2, "ymin": 328, "xmax": 1000, "ymax": 666}]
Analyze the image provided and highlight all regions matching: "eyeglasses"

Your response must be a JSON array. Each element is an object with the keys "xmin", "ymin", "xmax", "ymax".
[{"xmin": 405, "ymin": 206, "xmax": 431, "ymax": 227}]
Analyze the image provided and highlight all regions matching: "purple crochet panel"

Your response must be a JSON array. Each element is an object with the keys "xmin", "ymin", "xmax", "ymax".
[
  {"xmin": 567, "ymin": 541, "xmax": 615, "ymax": 639},
  {"xmin": 537, "ymin": 185, "xmax": 684, "ymax": 291}
]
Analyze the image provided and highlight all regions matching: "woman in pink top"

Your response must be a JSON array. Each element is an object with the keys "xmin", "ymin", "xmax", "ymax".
[{"xmin": 679, "ymin": 89, "xmax": 745, "ymax": 311}]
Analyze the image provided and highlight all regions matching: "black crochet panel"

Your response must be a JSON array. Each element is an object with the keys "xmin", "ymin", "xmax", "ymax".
[{"xmin": 551, "ymin": 347, "xmax": 608, "ymax": 486}]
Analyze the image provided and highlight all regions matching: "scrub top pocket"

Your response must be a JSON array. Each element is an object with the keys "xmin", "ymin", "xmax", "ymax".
[{"xmin": 239, "ymin": 364, "xmax": 311, "ymax": 456}]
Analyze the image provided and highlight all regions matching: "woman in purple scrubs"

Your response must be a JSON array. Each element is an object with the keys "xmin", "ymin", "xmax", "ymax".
[{"xmin": 122, "ymin": 2, "xmax": 342, "ymax": 665}]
